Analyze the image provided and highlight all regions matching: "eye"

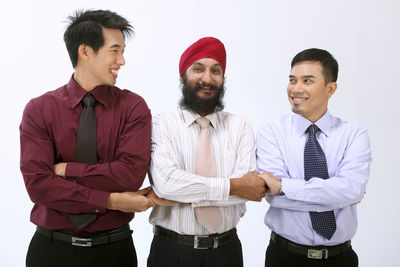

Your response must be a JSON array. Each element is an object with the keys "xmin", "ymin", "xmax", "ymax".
[
  {"xmin": 212, "ymin": 69, "xmax": 222, "ymax": 74},
  {"xmin": 304, "ymin": 79, "xmax": 313, "ymax": 84},
  {"xmin": 289, "ymin": 78, "xmax": 296, "ymax": 84}
]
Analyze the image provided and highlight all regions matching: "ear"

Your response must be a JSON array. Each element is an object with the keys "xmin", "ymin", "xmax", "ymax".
[
  {"xmin": 77, "ymin": 44, "xmax": 91, "ymax": 62},
  {"xmin": 179, "ymin": 76, "xmax": 184, "ymax": 83},
  {"xmin": 326, "ymin": 82, "xmax": 337, "ymax": 98}
]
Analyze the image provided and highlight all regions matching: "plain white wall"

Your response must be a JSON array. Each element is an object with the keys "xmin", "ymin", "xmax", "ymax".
[{"xmin": 1, "ymin": 0, "xmax": 399, "ymax": 266}]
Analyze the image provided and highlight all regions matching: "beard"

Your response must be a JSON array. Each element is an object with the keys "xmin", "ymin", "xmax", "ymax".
[{"xmin": 179, "ymin": 77, "xmax": 225, "ymax": 115}]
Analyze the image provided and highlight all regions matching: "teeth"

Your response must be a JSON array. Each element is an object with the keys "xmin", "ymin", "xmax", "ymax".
[
  {"xmin": 293, "ymin": 97, "xmax": 307, "ymax": 104},
  {"xmin": 111, "ymin": 69, "xmax": 119, "ymax": 75}
]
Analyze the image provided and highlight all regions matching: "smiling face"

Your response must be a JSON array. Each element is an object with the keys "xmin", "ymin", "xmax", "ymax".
[
  {"xmin": 287, "ymin": 61, "xmax": 337, "ymax": 122},
  {"xmin": 179, "ymin": 58, "xmax": 225, "ymax": 116},
  {"xmin": 77, "ymin": 27, "xmax": 126, "ymax": 90},
  {"xmin": 184, "ymin": 58, "xmax": 224, "ymax": 99}
]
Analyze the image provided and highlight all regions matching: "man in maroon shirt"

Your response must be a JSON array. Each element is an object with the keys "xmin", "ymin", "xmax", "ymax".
[{"xmin": 20, "ymin": 9, "xmax": 162, "ymax": 267}]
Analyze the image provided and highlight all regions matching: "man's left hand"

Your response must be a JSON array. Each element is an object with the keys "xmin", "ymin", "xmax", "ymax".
[
  {"xmin": 259, "ymin": 172, "xmax": 281, "ymax": 196},
  {"xmin": 54, "ymin": 162, "xmax": 67, "ymax": 177}
]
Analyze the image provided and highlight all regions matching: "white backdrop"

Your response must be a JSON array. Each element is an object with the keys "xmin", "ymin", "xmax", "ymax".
[{"xmin": 1, "ymin": 0, "xmax": 399, "ymax": 266}]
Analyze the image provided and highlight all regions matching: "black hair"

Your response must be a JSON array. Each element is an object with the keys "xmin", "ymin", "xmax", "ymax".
[
  {"xmin": 291, "ymin": 48, "xmax": 339, "ymax": 83},
  {"xmin": 63, "ymin": 9, "xmax": 133, "ymax": 68}
]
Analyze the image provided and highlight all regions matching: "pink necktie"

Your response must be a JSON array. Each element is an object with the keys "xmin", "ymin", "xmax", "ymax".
[{"xmin": 194, "ymin": 117, "xmax": 222, "ymax": 233}]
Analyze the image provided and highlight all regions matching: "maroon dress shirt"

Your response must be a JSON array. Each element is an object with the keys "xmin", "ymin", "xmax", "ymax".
[{"xmin": 20, "ymin": 76, "xmax": 151, "ymax": 234}]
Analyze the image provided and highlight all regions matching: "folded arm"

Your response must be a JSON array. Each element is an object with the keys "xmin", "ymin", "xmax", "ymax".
[
  {"xmin": 20, "ymin": 98, "xmax": 153, "ymax": 214},
  {"xmin": 256, "ymin": 123, "xmax": 371, "ymax": 212},
  {"xmin": 150, "ymin": 114, "xmax": 265, "ymax": 205}
]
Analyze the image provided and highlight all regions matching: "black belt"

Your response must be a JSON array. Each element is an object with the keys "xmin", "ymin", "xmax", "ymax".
[
  {"xmin": 36, "ymin": 224, "xmax": 133, "ymax": 247},
  {"xmin": 271, "ymin": 232, "xmax": 351, "ymax": 260},
  {"xmin": 154, "ymin": 225, "xmax": 236, "ymax": 249}
]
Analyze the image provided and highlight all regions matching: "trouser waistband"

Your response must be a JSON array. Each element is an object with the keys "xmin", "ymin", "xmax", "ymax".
[
  {"xmin": 154, "ymin": 225, "xmax": 237, "ymax": 249},
  {"xmin": 36, "ymin": 224, "xmax": 132, "ymax": 247},
  {"xmin": 271, "ymin": 232, "xmax": 351, "ymax": 259}
]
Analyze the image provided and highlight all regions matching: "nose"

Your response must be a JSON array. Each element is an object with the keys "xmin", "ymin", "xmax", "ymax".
[
  {"xmin": 117, "ymin": 54, "xmax": 125, "ymax": 66},
  {"xmin": 200, "ymin": 69, "xmax": 213, "ymax": 85},
  {"xmin": 291, "ymin": 82, "xmax": 303, "ymax": 93}
]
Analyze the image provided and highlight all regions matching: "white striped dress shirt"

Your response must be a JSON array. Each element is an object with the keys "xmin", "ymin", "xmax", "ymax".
[{"xmin": 149, "ymin": 108, "xmax": 256, "ymax": 235}]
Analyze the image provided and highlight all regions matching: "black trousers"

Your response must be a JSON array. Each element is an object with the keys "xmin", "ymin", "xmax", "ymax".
[
  {"xmin": 265, "ymin": 238, "xmax": 358, "ymax": 267},
  {"xmin": 147, "ymin": 234, "xmax": 243, "ymax": 267},
  {"xmin": 26, "ymin": 231, "xmax": 137, "ymax": 267}
]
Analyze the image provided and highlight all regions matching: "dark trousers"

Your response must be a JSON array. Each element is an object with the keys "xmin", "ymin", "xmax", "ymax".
[
  {"xmin": 147, "ymin": 234, "xmax": 243, "ymax": 267},
  {"xmin": 26, "ymin": 231, "xmax": 137, "ymax": 267},
  {"xmin": 265, "ymin": 238, "xmax": 358, "ymax": 267}
]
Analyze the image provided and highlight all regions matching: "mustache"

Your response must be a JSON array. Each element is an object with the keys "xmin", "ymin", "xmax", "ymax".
[{"xmin": 194, "ymin": 82, "xmax": 219, "ymax": 91}]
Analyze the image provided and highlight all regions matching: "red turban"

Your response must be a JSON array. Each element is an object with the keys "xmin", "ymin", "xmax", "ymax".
[{"xmin": 179, "ymin": 37, "xmax": 226, "ymax": 76}]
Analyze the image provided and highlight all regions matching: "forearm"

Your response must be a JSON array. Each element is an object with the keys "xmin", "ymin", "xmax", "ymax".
[
  {"xmin": 193, "ymin": 195, "xmax": 247, "ymax": 207},
  {"xmin": 150, "ymin": 164, "xmax": 230, "ymax": 203},
  {"xmin": 281, "ymin": 174, "xmax": 368, "ymax": 208},
  {"xmin": 23, "ymin": 170, "xmax": 110, "ymax": 213},
  {"xmin": 266, "ymin": 195, "xmax": 337, "ymax": 212},
  {"xmin": 65, "ymin": 160, "xmax": 148, "ymax": 192}
]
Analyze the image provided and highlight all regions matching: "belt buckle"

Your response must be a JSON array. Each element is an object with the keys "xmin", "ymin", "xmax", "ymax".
[
  {"xmin": 194, "ymin": 235, "xmax": 211, "ymax": 249},
  {"xmin": 72, "ymin": 237, "xmax": 92, "ymax": 247},
  {"xmin": 307, "ymin": 248, "xmax": 328, "ymax": 259}
]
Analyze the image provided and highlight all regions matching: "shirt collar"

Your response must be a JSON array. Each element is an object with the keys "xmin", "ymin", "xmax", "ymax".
[
  {"xmin": 181, "ymin": 108, "xmax": 218, "ymax": 129},
  {"xmin": 66, "ymin": 74, "xmax": 111, "ymax": 109},
  {"xmin": 293, "ymin": 111, "xmax": 332, "ymax": 137}
]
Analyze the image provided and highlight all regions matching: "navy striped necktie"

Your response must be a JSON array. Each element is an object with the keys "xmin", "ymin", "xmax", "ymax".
[{"xmin": 304, "ymin": 124, "xmax": 336, "ymax": 240}]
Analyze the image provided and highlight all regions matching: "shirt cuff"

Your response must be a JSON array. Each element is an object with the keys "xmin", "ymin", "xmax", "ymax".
[
  {"xmin": 86, "ymin": 190, "xmax": 110, "ymax": 213},
  {"xmin": 65, "ymin": 162, "xmax": 86, "ymax": 179},
  {"xmin": 281, "ymin": 178, "xmax": 304, "ymax": 200},
  {"xmin": 206, "ymin": 178, "xmax": 230, "ymax": 201}
]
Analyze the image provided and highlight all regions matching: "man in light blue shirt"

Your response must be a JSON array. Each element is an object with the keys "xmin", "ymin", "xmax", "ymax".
[{"xmin": 256, "ymin": 48, "xmax": 371, "ymax": 267}]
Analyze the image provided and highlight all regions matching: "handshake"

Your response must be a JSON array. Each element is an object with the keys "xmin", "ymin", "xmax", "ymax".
[{"xmin": 230, "ymin": 171, "xmax": 281, "ymax": 202}]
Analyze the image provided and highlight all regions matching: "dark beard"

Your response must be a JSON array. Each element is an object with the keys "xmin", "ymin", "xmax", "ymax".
[{"xmin": 179, "ymin": 78, "xmax": 225, "ymax": 115}]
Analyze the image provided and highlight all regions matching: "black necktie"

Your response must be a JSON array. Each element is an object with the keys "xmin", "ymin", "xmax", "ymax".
[
  {"xmin": 304, "ymin": 124, "xmax": 336, "ymax": 240},
  {"xmin": 70, "ymin": 94, "xmax": 97, "ymax": 229}
]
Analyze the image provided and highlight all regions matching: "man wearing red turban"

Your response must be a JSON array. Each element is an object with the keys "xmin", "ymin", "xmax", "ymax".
[{"xmin": 147, "ymin": 37, "xmax": 267, "ymax": 267}]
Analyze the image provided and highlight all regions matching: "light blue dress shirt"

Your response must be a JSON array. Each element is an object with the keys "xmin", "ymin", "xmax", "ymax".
[{"xmin": 256, "ymin": 111, "xmax": 372, "ymax": 246}]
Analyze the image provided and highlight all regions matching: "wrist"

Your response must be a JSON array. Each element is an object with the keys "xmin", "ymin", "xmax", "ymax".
[
  {"xmin": 279, "ymin": 180, "xmax": 285, "ymax": 196},
  {"xmin": 107, "ymin": 192, "xmax": 120, "ymax": 210},
  {"xmin": 229, "ymin": 178, "xmax": 240, "ymax": 195}
]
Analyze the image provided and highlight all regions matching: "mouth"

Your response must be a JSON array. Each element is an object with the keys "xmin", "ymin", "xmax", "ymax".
[
  {"xmin": 198, "ymin": 87, "xmax": 216, "ymax": 96},
  {"xmin": 291, "ymin": 96, "xmax": 308, "ymax": 104},
  {"xmin": 199, "ymin": 87, "xmax": 214, "ymax": 92},
  {"xmin": 110, "ymin": 69, "xmax": 119, "ymax": 79}
]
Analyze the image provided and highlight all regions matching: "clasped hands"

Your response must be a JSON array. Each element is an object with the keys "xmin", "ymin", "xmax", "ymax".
[
  {"xmin": 107, "ymin": 187, "xmax": 178, "ymax": 213},
  {"xmin": 231, "ymin": 171, "xmax": 282, "ymax": 202}
]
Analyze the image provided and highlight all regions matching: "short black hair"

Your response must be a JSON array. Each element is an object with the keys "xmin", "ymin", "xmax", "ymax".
[
  {"xmin": 64, "ymin": 9, "xmax": 133, "ymax": 68},
  {"xmin": 291, "ymin": 48, "xmax": 339, "ymax": 83}
]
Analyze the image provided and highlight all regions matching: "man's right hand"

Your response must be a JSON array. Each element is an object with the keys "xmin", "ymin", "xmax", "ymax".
[
  {"xmin": 145, "ymin": 188, "xmax": 179, "ymax": 206},
  {"xmin": 229, "ymin": 171, "xmax": 267, "ymax": 201},
  {"xmin": 107, "ymin": 186, "xmax": 156, "ymax": 213}
]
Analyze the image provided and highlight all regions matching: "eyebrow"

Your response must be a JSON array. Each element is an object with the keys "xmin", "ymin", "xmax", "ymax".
[
  {"xmin": 193, "ymin": 62, "xmax": 222, "ymax": 67},
  {"xmin": 288, "ymin": 74, "xmax": 315, "ymax": 79},
  {"xmin": 109, "ymin": 44, "xmax": 126, "ymax": 49}
]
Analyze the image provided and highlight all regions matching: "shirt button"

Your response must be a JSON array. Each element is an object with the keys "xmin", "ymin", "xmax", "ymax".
[
  {"xmin": 295, "ymin": 194, "xmax": 299, "ymax": 198},
  {"xmin": 95, "ymin": 209, "xmax": 99, "ymax": 213},
  {"xmin": 318, "ymin": 198, "xmax": 321, "ymax": 201},
  {"xmin": 73, "ymin": 180, "xmax": 77, "ymax": 183}
]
